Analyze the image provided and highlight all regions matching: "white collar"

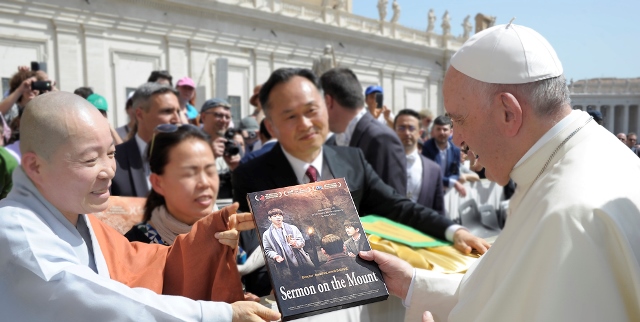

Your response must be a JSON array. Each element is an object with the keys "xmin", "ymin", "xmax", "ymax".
[
  {"xmin": 335, "ymin": 108, "xmax": 367, "ymax": 146},
  {"xmin": 280, "ymin": 146, "xmax": 324, "ymax": 184},
  {"xmin": 514, "ymin": 109, "xmax": 581, "ymax": 168},
  {"xmin": 406, "ymin": 149, "xmax": 420, "ymax": 161},
  {"xmin": 438, "ymin": 141, "xmax": 450, "ymax": 152},
  {"xmin": 134, "ymin": 133, "xmax": 148, "ymax": 161}
]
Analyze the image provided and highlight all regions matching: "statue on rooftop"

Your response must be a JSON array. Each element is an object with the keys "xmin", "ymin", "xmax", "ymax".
[
  {"xmin": 377, "ymin": 0, "xmax": 388, "ymax": 22},
  {"xmin": 312, "ymin": 44, "xmax": 337, "ymax": 76},
  {"xmin": 390, "ymin": 0, "xmax": 401, "ymax": 24},
  {"xmin": 462, "ymin": 15, "xmax": 472, "ymax": 39},
  {"xmin": 442, "ymin": 10, "xmax": 451, "ymax": 36},
  {"xmin": 427, "ymin": 9, "xmax": 436, "ymax": 33}
]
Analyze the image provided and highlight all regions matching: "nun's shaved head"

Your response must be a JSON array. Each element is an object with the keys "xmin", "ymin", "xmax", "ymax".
[{"xmin": 20, "ymin": 91, "xmax": 105, "ymax": 160}]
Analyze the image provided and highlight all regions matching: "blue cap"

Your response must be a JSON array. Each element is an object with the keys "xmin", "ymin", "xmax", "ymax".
[
  {"xmin": 365, "ymin": 85, "xmax": 383, "ymax": 96},
  {"xmin": 587, "ymin": 110, "xmax": 603, "ymax": 121},
  {"xmin": 201, "ymin": 98, "xmax": 231, "ymax": 113}
]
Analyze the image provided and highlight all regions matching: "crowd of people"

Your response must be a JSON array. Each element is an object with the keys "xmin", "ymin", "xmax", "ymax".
[{"xmin": 0, "ymin": 22, "xmax": 638, "ymax": 322}]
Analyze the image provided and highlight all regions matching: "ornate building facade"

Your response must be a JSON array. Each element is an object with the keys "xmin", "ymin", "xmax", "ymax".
[
  {"xmin": 571, "ymin": 78, "xmax": 640, "ymax": 134},
  {"xmin": 0, "ymin": 0, "xmax": 468, "ymax": 128}
]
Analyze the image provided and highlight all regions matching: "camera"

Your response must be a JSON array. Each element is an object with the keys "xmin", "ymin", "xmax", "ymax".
[
  {"xmin": 31, "ymin": 80, "xmax": 52, "ymax": 92},
  {"xmin": 375, "ymin": 92, "xmax": 383, "ymax": 109},
  {"xmin": 223, "ymin": 128, "xmax": 241, "ymax": 157}
]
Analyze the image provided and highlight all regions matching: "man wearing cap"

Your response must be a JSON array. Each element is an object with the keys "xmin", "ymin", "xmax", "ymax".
[
  {"xmin": 86, "ymin": 93, "xmax": 124, "ymax": 145},
  {"xmin": 176, "ymin": 76, "xmax": 199, "ymax": 124},
  {"xmin": 360, "ymin": 23, "xmax": 640, "ymax": 321},
  {"xmin": 200, "ymin": 98, "xmax": 240, "ymax": 198},
  {"xmin": 238, "ymin": 116, "xmax": 260, "ymax": 152},
  {"xmin": 587, "ymin": 110, "xmax": 603, "ymax": 125},
  {"xmin": 111, "ymin": 82, "xmax": 180, "ymax": 197},
  {"xmin": 321, "ymin": 68, "xmax": 408, "ymax": 196},
  {"xmin": 364, "ymin": 85, "xmax": 394, "ymax": 128}
]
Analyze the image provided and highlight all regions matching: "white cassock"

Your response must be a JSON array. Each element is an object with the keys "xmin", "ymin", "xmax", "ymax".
[
  {"xmin": 405, "ymin": 110, "xmax": 640, "ymax": 322},
  {"xmin": 0, "ymin": 167, "xmax": 232, "ymax": 321}
]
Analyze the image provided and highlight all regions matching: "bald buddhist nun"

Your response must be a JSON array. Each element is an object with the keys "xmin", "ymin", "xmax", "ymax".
[
  {"xmin": 0, "ymin": 92, "xmax": 280, "ymax": 321},
  {"xmin": 361, "ymin": 23, "xmax": 640, "ymax": 322}
]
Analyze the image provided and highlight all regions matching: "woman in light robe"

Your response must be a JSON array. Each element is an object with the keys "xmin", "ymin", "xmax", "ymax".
[{"xmin": 125, "ymin": 124, "xmax": 220, "ymax": 245}]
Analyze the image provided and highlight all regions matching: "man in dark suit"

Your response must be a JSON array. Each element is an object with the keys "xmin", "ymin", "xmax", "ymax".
[
  {"xmin": 233, "ymin": 68, "xmax": 489, "ymax": 296},
  {"xmin": 394, "ymin": 109, "xmax": 444, "ymax": 214},
  {"xmin": 111, "ymin": 83, "xmax": 180, "ymax": 197},
  {"xmin": 320, "ymin": 68, "xmax": 407, "ymax": 196},
  {"xmin": 421, "ymin": 115, "xmax": 467, "ymax": 197}
]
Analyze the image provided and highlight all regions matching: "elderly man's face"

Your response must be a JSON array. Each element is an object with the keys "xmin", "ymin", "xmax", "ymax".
[
  {"xmin": 444, "ymin": 68, "xmax": 508, "ymax": 185},
  {"xmin": 265, "ymin": 76, "xmax": 328, "ymax": 162},
  {"xmin": 616, "ymin": 133, "xmax": 627, "ymax": 144},
  {"xmin": 39, "ymin": 111, "xmax": 116, "ymax": 218}
]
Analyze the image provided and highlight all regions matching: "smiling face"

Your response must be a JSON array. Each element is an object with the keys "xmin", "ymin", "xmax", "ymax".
[
  {"xmin": 264, "ymin": 76, "xmax": 328, "ymax": 162},
  {"xmin": 151, "ymin": 138, "xmax": 218, "ymax": 225},
  {"xmin": 443, "ymin": 67, "xmax": 510, "ymax": 185},
  {"xmin": 37, "ymin": 111, "xmax": 116, "ymax": 218}
]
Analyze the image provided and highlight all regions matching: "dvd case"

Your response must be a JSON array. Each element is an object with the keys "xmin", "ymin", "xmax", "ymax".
[{"xmin": 247, "ymin": 178, "xmax": 389, "ymax": 321}]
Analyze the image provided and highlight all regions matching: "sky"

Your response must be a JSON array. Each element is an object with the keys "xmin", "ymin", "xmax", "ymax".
[{"xmin": 352, "ymin": 0, "xmax": 639, "ymax": 82}]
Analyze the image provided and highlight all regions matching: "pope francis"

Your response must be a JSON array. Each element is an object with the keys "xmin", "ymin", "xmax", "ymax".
[{"xmin": 361, "ymin": 23, "xmax": 640, "ymax": 322}]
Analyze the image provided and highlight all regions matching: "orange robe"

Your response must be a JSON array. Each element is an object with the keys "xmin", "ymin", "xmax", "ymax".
[{"xmin": 88, "ymin": 204, "xmax": 244, "ymax": 303}]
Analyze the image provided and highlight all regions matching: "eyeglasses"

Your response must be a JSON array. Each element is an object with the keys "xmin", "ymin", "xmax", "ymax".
[
  {"xmin": 396, "ymin": 125, "xmax": 417, "ymax": 132},
  {"xmin": 204, "ymin": 111, "xmax": 231, "ymax": 120},
  {"xmin": 148, "ymin": 123, "xmax": 200, "ymax": 160}
]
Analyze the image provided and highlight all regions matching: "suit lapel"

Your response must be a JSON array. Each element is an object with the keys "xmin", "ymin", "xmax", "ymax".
[
  {"xmin": 418, "ymin": 156, "xmax": 430, "ymax": 205},
  {"xmin": 323, "ymin": 146, "xmax": 346, "ymax": 180},
  {"xmin": 127, "ymin": 139, "xmax": 149, "ymax": 197},
  {"xmin": 264, "ymin": 144, "xmax": 299, "ymax": 188},
  {"xmin": 349, "ymin": 112, "xmax": 371, "ymax": 147}
]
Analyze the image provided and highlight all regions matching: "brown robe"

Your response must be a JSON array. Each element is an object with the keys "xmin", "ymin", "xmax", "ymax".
[{"xmin": 88, "ymin": 204, "xmax": 244, "ymax": 303}]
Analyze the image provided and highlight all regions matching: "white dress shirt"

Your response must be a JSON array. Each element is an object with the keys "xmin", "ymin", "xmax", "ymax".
[
  {"xmin": 406, "ymin": 150, "xmax": 423, "ymax": 202},
  {"xmin": 280, "ymin": 146, "xmax": 324, "ymax": 184},
  {"xmin": 334, "ymin": 108, "xmax": 367, "ymax": 146}
]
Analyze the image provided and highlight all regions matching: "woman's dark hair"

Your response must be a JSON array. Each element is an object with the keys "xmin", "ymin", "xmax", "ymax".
[
  {"xmin": 143, "ymin": 124, "xmax": 211, "ymax": 221},
  {"xmin": 73, "ymin": 87, "xmax": 94, "ymax": 99}
]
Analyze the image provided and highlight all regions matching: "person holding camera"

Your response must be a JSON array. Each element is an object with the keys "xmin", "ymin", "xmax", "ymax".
[
  {"xmin": 0, "ymin": 66, "xmax": 56, "ymax": 156},
  {"xmin": 200, "ymin": 98, "xmax": 243, "ymax": 198}
]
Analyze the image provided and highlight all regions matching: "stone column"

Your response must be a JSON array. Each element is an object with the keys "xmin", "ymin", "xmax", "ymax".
[
  {"xmin": 188, "ymin": 40, "xmax": 209, "ymax": 100},
  {"xmin": 83, "ymin": 25, "xmax": 110, "ymax": 113},
  {"xmin": 166, "ymin": 36, "xmax": 188, "ymax": 80},
  {"xmin": 53, "ymin": 20, "xmax": 83, "ymax": 92}
]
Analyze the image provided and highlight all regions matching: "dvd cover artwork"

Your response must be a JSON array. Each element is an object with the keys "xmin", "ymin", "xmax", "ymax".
[{"xmin": 248, "ymin": 178, "xmax": 389, "ymax": 321}]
